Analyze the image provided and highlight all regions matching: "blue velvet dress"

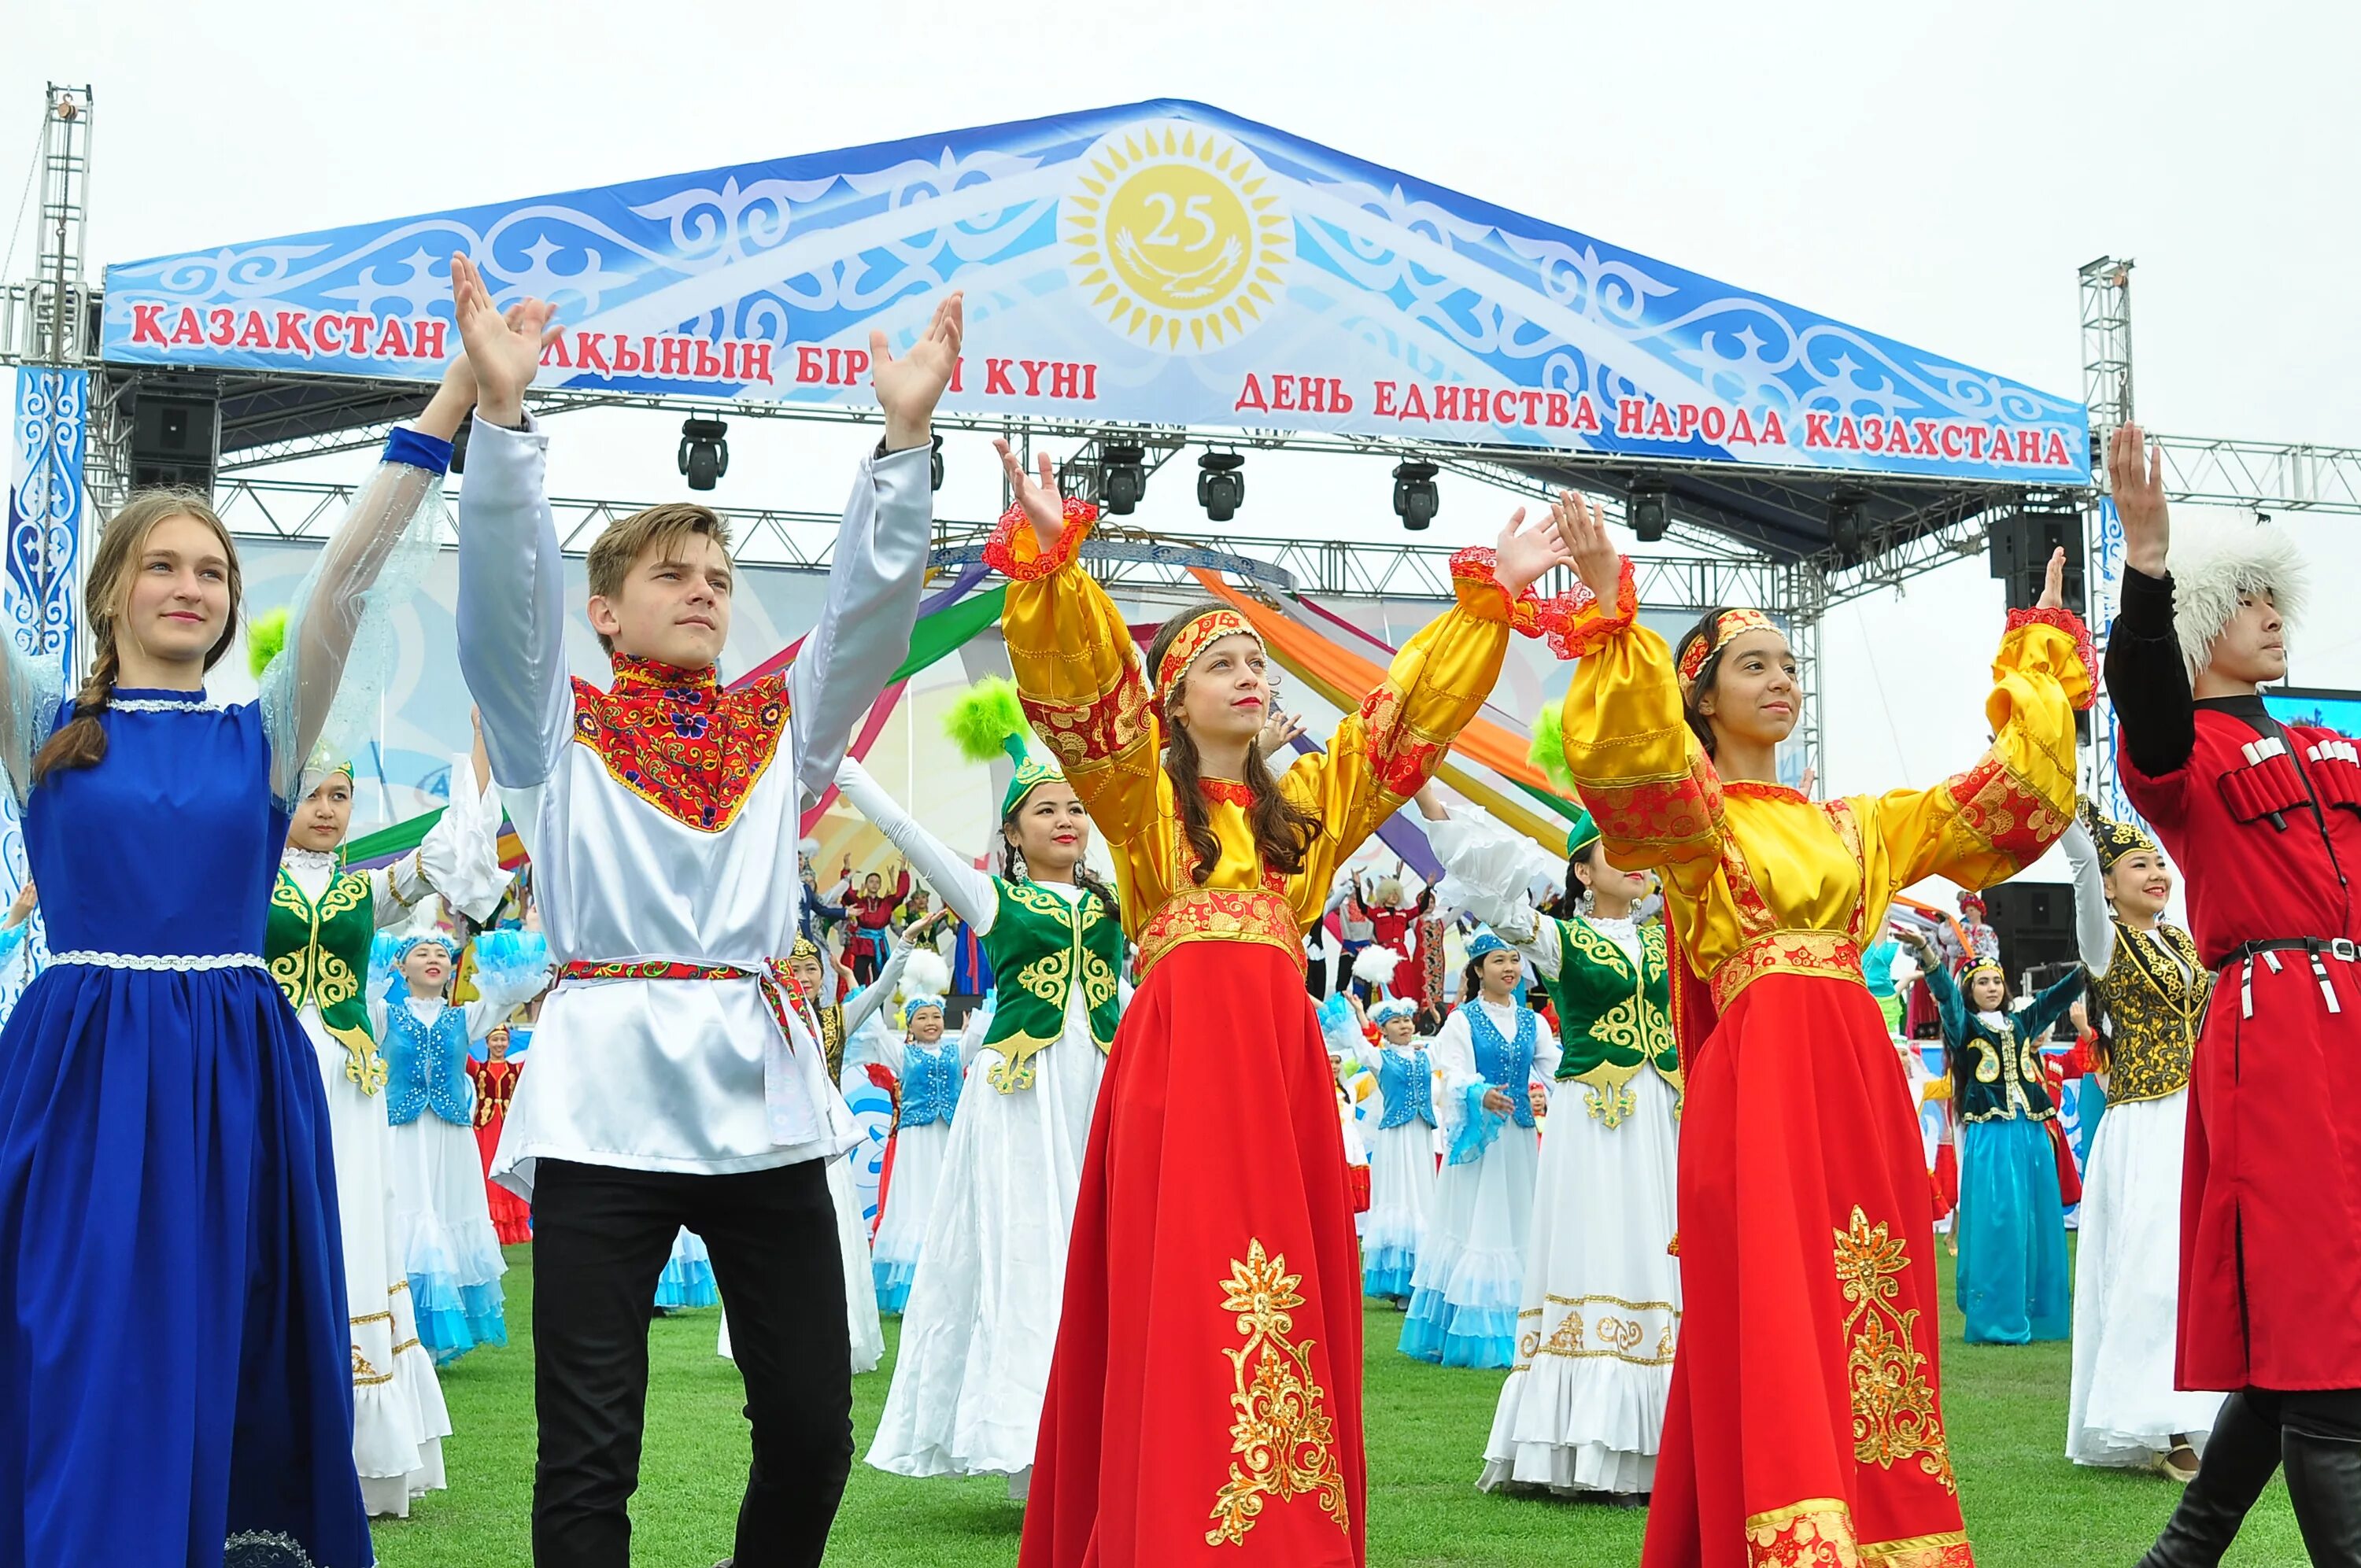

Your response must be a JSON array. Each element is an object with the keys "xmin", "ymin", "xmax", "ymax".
[{"xmin": 0, "ymin": 692, "xmax": 371, "ymax": 1567}]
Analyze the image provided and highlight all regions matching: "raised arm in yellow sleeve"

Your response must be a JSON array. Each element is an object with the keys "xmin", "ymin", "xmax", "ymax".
[
  {"xmin": 1553, "ymin": 559, "xmax": 1727, "ymax": 884},
  {"xmin": 1285, "ymin": 548, "xmax": 1541, "ymax": 873},
  {"xmin": 985, "ymin": 499, "xmax": 1161, "ymax": 850},
  {"xmin": 1863, "ymin": 607, "xmax": 2096, "ymax": 901}
]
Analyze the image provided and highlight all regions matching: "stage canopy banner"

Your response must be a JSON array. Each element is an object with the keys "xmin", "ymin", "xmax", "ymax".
[{"xmin": 102, "ymin": 99, "xmax": 2087, "ymax": 485}]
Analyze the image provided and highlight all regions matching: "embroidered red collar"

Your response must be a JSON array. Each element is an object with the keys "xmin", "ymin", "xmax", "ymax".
[{"xmin": 571, "ymin": 654, "xmax": 790, "ymax": 832}]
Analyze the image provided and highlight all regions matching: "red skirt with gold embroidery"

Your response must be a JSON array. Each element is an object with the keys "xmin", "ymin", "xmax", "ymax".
[
  {"xmin": 1644, "ymin": 972, "xmax": 1974, "ymax": 1568},
  {"xmin": 1018, "ymin": 941, "xmax": 1365, "ymax": 1568}
]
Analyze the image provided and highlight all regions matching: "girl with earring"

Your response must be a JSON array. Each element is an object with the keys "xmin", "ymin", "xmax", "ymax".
[{"xmin": 1549, "ymin": 489, "xmax": 2089, "ymax": 1568}]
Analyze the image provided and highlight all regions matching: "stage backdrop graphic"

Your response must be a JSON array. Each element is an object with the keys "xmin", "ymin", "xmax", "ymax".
[{"xmin": 105, "ymin": 100, "xmax": 2086, "ymax": 486}]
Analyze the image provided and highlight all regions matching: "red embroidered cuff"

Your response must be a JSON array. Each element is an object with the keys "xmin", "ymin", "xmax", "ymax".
[
  {"xmin": 1537, "ymin": 557, "xmax": 1639, "ymax": 661},
  {"xmin": 2005, "ymin": 605, "xmax": 2097, "ymax": 712},
  {"xmin": 1447, "ymin": 548, "xmax": 1546, "ymax": 636},
  {"xmin": 983, "ymin": 496, "xmax": 1099, "ymax": 582}
]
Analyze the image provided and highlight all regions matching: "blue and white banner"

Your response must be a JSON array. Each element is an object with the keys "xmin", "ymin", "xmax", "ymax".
[
  {"xmin": 102, "ymin": 99, "xmax": 2088, "ymax": 485},
  {"xmin": 9, "ymin": 366, "xmax": 83, "ymax": 673}
]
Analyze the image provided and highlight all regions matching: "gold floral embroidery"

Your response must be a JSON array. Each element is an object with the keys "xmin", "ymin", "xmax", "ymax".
[
  {"xmin": 1834, "ymin": 1206, "xmax": 1957, "ymax": 1494},
  {"xmin": 1138, "ymin": 885, "xmax": 1303, "ymax": 980},
  {"xmin": 1583, "ymin": 1077, "xmax": 1640, "ymax": 1128},
  {"xmin": 1746, "ymin": 1498, "xmax": 1859, "ymax": 1567},
  {"xmin": 1510, "ymin": 1295, "xmax": 1679, "ymax": 1369},
  {"xmin": 1205, "ymin": 1240, "xmax": 1350, "ymax": 1548},
  {"xmin": 352, "ymin": 1348, "xmax": 392, "ymax": 1388},
  {"xmin": 1710, "ymin": 928, "xmax": 1866, "ymax": 1013}
]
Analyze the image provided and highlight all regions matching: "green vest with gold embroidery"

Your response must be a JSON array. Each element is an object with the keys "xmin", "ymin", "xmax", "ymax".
[
  {"xmin": 977, "ymin": 878, "xmax": 1127, "ymax": 1093},
  {"xmin": 1536, "ymin": 916, "xmax": 1679, "ymax": 1128},
  {"xmin": 266, "ymin": 867, "xmax": 386, "ymax": 1094}
]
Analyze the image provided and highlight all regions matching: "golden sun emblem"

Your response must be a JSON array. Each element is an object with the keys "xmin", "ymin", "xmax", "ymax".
[{"xmin": 1064, "ymin": 121, "xmax": 1292, "ymax": 354}]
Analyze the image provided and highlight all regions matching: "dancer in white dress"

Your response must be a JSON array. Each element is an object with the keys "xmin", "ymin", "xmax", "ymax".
[
  {"xmin": 855, "ymin": 945, "xmax": 962, "ymax": 1314},
  {"xmin": 1427, "ymin": 792, "xmax": 1682, "ymax": 1495},
  {"xmin": 376, "ymin": 897, "xmax": 539, "ymax": 1365},
  {"xmin": 269, "ymin": 740, "xmax": 507, "ymax": 1512},
  {"xmin": 2064, "ymin": 802, "xmax": 2222, "ymax": 1478},
  {"xmin": 1398, "ymin": 928, "xmax": 1559, "ymax": 1367},
  {"xmin": 1328, "ymin": 994, "xmax": 1439, "ymax": 1303},
  {"xmin": 847, "ymin": 677, "xmax": 1126, "ymax": 1489}
]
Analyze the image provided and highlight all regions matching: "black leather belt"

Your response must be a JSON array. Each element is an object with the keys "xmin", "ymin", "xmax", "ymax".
[{"xmin": 2219, "ymin": 936, "xmax": 2356, "ymax": 1019}]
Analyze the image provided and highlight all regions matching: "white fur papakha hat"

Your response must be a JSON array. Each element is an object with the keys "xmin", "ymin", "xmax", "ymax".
[{"xmin": 2166, "ymin": 514, "xmax": 2307, "ymax": 679}]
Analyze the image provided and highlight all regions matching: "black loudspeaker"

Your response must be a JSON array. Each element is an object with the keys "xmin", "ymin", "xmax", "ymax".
[
  {"xmin": 1981, "ymin": 881, "xmax": 2079, "ymax": 986},
  {"xmin": 1989, "ymin": 508, "xmax": 2086, "ymax": 616},
  {"xmin": 131, "ymin": 392, "xmax": 220, "ymax": 493}
]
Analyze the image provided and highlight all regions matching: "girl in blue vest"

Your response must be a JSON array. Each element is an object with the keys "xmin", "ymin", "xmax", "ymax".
[
  {"xmin": 840, "ymin": 678, "xmax": 1128, "ymax": 1492},
  {"xmin": 375, "ymin": 921, "xmax": 545, "ymax": 1363},
  {"xmin": 1400, "ymin": 928, "xmax": 1560, "ymax": 1366},
  {"xmin": 1331, "ymin": 995, "xmax": 1439, "ymax": 1302},
  {"xmin": 857, "ymin": 946, "xmax": 963, "ymax": 1314}
]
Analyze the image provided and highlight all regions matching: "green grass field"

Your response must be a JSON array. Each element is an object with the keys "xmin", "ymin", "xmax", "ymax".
[{"xmin": 371, "ymin": 1242, "xmax": 2302, "ymax": 1567}]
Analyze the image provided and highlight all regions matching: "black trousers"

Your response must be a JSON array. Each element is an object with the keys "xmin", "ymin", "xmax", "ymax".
[{"xmin": 530, "ymin": 1158, "xmax": 852, "ymax": 1568}]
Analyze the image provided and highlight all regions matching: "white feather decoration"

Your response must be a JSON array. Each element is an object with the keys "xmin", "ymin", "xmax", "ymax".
[
  {"xmin": 903, "ymin": 949, "xmax": 952, "ymax": 1000},
  {"xmin": 2166, "ymin": 513, "xmax": 2307, "ymax": 677},
  {"xmin": 1354, "ymin": 945, "xmax": 1406, "ymax": 990}
]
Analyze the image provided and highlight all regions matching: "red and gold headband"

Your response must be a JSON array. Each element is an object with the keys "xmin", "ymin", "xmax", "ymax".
[
  {"xmin": 1155, "ymin": 608, "xmax": 1262, "ymax": 695},
  {"xmin": 1678, "ymin": 608, "xmax": 1780, "ymax": 687}
]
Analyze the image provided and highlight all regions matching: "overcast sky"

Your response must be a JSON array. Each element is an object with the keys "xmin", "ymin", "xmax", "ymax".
[{"xmin": 9, "ymin": 0, "xmax": 2359, "ymax": 851}]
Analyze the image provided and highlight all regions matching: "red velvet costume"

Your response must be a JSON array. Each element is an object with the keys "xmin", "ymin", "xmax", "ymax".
[
  {"xmin": 466, "ymin": 1054, "xmax": 533, "ymax": 1245},
  {"xmin": 2111, "ymin": 569, "xmax": 2361, "ymax": 1393}
]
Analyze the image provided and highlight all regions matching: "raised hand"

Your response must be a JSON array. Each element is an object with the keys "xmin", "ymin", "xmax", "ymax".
[
  {"xmin": 994, "ymin": 438, "xmax": 1067, "ymax": 556},
  {"xmin": 416, "ymin": 341, "xmax": 482, "ymax": 441},
  {"xmin": 1549, "ymin": 489, "xmax": 1621, "ymax": 604},
  {"xmin": 449, "ymin": 254, "xmax": 555, "ymax": 426},
  {"xmin": 2035, "ymin": 546, "xmax": 2067, "ymax": 611},
  {"xmin": 873, "ymin": 292, "xmax": 965, "ymax": 452},
  {"xmin": 1258, "ymin": 705, "xmax": 1309, "ymax": 756},
  {"xmin": 2108, "ymin": 422, "xmax": 2169, "ymax": 577},
  {"xmin": 1495, "ymin": 498, "xmax": 1581, "ymax": 595}
]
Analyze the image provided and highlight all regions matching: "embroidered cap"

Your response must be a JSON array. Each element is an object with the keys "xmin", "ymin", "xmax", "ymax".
[
  {"xmin": 2078, "ymin": 796, "xmax": 2158, "ymax": 873},
  {"xmin": 1565, "ymin": 807, "xmax": 1602, "ymax": 862},
  {"xmin": 1155, "ymin": 607, "xmax": 1262, "ymax": 696},
  {"xmin": 1465, "ymin": 927, "xmax": 1513, "ymax": 962},
  {"xmin": 1676, "ymin": 608, "xmax": 1781, "ymax": 688},
  {"xmin": 1369, "ymin": 998, "xmax": 1419, "ymax": 1027},
  {"xmin": 902, "ymin": 993, "xmax": 947, "ymax": 1020}
]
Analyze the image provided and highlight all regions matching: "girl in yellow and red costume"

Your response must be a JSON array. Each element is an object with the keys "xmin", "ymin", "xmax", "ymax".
[
  {"xmin": 1547, "ymin": 492, "xmax": 2091, "ymax": 1568},
  {"xmin": 988, "ymin": 441, "xmax": 1575, "ymax": 1567}
]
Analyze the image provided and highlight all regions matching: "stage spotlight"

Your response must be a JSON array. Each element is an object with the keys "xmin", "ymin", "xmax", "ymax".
[
  {"xmin": 1828, "ymin": 491, "xmax": 1868, "ymax": 566},
  {"xmin": 1100, "ymin": 442, "xmax": 1147, "ymax": 515},
  {"xmin": 1392, "ymin": 461, "xmax": 1439, "ymax": 531},
  {"xmin": 929, "ymin": 433, "xmax": 944, "ymax": 493},
  {"xmin": 1197, "ymin": 451, "xmax": 1244, "ymax": 523},
  {"xmin": 678, "ymin": 417, "xmax": 730, "ymax": 492},
  {"xmin": 1628, "ymin": 480, "xmax": 1671, "ymax": 543}
]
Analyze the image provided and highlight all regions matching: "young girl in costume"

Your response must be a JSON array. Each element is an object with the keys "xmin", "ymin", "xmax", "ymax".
[
  {"xmin": 856, "ymin": 943, "xmax": 961, "ymax": 1315},
  {"xmin": 841, "ymin": 861, "xmax": 911, "ymax": 987},
  {"xmin": 2061, "ymin": 801, "xmax": 2221, "ymax": 1477},
  {"xmin": 378, "ymin": 909, "xmax": 541, "ymax": 1363},
  {"xmin": 1332, "ymin": 993, "xmax": 1439, "ymax": 1304},
  {"xmin": 653, "ymin": 1226, "xmax": 719, "ymax": 1312},
  {"xmin": 1397, "ymin": 932, "xmax": 1558, "ymax": 1367},
  {"xmin": 841, "ymin": 678, "xmax": 1128, "ymax": 1490},
  {"xmin": 1551, "ymin": 491, "xmax": 2089, "ymax": 1568},
  {"xmin": 0, "ymin": 373, "xmax": 467, "ymax": 1568},
  {"xmin": 991, "ymin": 442, "xmax": 1574, "ymax": 1565},
  {"xmin": 467, "ymin": 1023, "xmax": 534, "ymax": 1245},
  {"xmin": 269, "ymin": 718, "xmax": 509, "ymax": 1515},
  {"xmin": 1900, "ymin": 928, "xmax": 2082, "ymax": 1345},
  {"xmin": 1425, "ymin": 777, "xmax": 1683, "ymax": 1497}
]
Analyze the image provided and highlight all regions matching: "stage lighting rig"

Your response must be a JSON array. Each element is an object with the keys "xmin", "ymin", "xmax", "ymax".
[
  {"xmin": 1099, "ymin": 442, "xmax": 1147, "ymax": 515},
  {"xmin": 1197, "ymin": 451, "xmax": 1244, "ymax": 523},
  {"xmin": 1392, "ymin": 461, "xmax": 1439, "ymax": 531},
  {"xmin": 1628, "ymin": 480, "xmax": 1671, "ymax": 543},
  {"xmin": 678, "ymin": 417, "xmax": 730, "ymax": 492}
]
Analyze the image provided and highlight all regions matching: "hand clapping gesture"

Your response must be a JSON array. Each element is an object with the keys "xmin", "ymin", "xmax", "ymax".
[
  {"xmin": 872, "ymin": 293, "xmax": 964, "ymax": 453},
  {"xmin": 449, "ymin": 254, "xmax": 557, "ymax": 427},
  {"xmin": 1549, "ymin": 489, "xmax": 1621, "ymax": 606},
  {"xmin": 995, "ymin": 440, "xmax": 1067, "ymax": 558},
  {"xmin": 1494, "ymin": 499, "xmax": 1581, "ymax": 596}
]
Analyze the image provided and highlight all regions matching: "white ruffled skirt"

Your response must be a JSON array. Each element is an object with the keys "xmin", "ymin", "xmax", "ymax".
[
  {"xmin": 871, "ymin": 1116, "xmax": 953, "ymax": 1315},
  {"xmin": 386, "ymin": 1108, "xmax": 508, "ymax": 1364},
  {"xmin": 2067, "ymin": 1088, "xmax": 2222, "ymax": 1467},
  {"xmin": 867, "ymin": 1020, "xmax": 1106, "ymax": 1480},
  {"xmin": 1480, "ymin": 1069, "xmax": 1681, "ymax": 1496},
  {"xmin": 1362, "ymin": 1119, "xmax": 1438, "ymax": 1300},
  {"xmin": 1399, "ymin": 1121, "xmax": 1539, "ymax": 1367}
]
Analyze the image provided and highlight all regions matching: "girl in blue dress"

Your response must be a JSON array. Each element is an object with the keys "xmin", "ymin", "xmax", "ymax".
[{"xmin": 0, "ymin": 362, "xmax": 465, "ymax": 1566}]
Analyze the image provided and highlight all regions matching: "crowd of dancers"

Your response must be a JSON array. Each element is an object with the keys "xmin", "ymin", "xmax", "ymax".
[{"xmin": 0, "ymin": 256, "xmax": 2352, "ymax": 1568}]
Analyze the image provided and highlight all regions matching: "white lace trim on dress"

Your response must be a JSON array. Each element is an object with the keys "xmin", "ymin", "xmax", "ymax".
[{"xmin": 50, "ymin": 950, "xmax": 266, "ymax": 971}]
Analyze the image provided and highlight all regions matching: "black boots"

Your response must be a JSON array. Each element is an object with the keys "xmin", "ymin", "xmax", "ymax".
[
  {"xmin": 2134, "ymin": 1393, "xmax": 2282, "ymax": 1568},
  {"xmin": 2283, "ymin": 1422, "xmax": 2361, "ymax": 1568}
]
